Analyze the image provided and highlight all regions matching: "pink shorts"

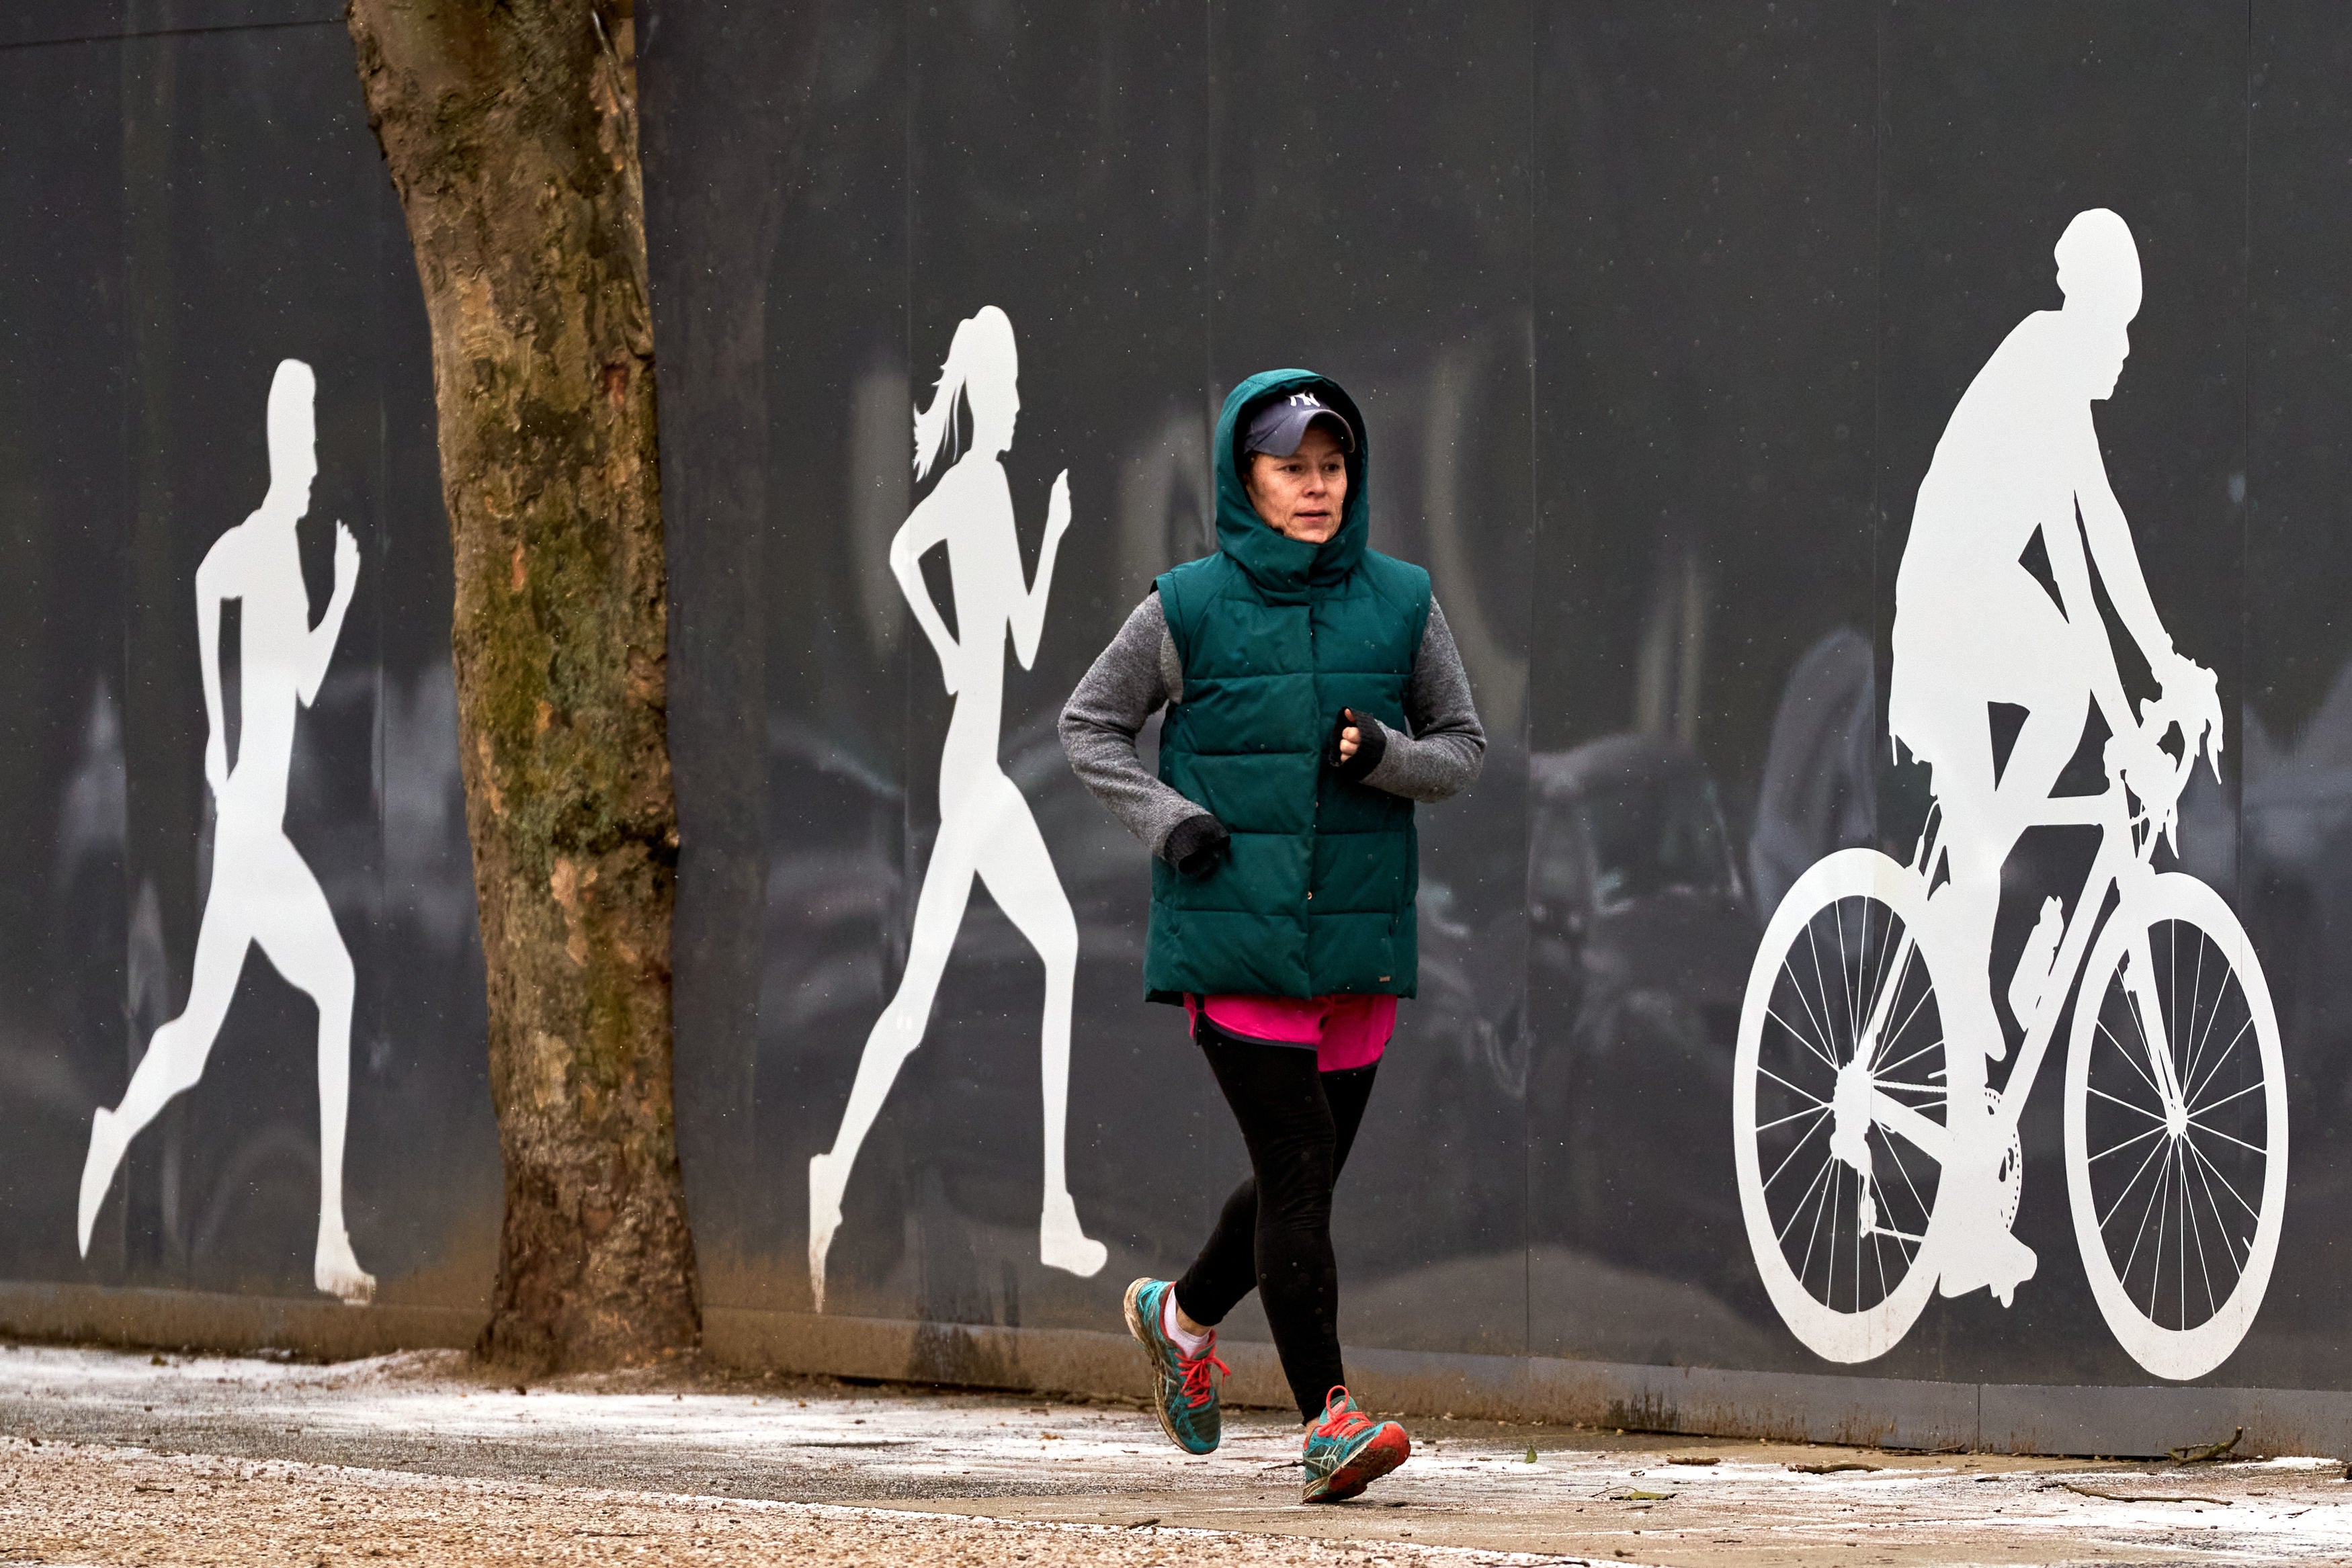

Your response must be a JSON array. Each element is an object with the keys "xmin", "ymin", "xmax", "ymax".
[{"xmin": 1182, "ymin": 992, "xmax": 1397, "ymax": 1072}]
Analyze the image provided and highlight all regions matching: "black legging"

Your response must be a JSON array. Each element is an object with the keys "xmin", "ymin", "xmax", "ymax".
[{"xmin": 1171, "ymin": 1011, "xmax": 1379, "ymax": 1423}]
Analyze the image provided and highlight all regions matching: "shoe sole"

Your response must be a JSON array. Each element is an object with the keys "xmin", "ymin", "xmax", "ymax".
[
  {"xmin": 1304, "ymin": 1424, "xmax": 1411, "ymax": 1504},
  {"xmin": 1122, "ymin": 1278, "xmax": 1216, "ymax": 1455}
]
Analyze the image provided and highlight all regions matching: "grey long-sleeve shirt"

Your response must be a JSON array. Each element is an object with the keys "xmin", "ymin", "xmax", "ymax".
[{"xmin": 1059, "ymin": 591, "xmax": 1486, "ymax": 860}]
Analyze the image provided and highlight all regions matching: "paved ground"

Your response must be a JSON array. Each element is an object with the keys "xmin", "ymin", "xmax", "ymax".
[{"xmin": 0, "ymin": 1343, "xmax": 2347, "ymax": 1565}]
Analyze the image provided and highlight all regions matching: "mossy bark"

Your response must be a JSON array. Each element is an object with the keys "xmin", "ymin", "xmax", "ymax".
[{"xmin": 345, "ymin": 0, "xmax": 697, "ymax": 1369}]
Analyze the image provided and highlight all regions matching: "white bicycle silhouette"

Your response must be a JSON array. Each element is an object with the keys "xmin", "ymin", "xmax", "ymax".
[
  {"xmin": 1734, "ymin": 209, "xmax": 2285, "ymax": 1383},
  {"xmin": 1733, "ymin": 680, "xmax": 2285, "ymax": 1381}
]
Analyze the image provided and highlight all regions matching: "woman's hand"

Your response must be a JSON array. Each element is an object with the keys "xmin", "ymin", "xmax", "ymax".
[
  {"xmin": 1164, "ymin": 812, "xmax": 1229, "ymax": 877},
  {"xmin": 1326, "ymin": 707, "xmax": 1386, "ymax": 777}
]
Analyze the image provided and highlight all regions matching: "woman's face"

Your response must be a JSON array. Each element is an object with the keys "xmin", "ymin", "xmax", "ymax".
[{"xmin": 1245, "ymin": 425, "xmax": 1349, "ymax": 543}]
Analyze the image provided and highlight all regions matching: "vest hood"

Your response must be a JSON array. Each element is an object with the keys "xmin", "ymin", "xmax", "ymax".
[{"xmin": 1213, "ymin": 369, "xmax": 1372, "ymax": 601}]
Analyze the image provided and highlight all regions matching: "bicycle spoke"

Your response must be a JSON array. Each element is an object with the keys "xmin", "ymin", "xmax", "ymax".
[
  {"xmin": 2177, "ymin": 1141, "xmax": 2192, "ymax": 1330},
  {"xmin": 2186, "ymin": 1077, "xmax": 2263, "ymax": 1124},
  {"xmin": 1778, "ymin": 1146, "xmax": 1837, "ymax": 1246},
  {"xmin": 2183, "ymin": 934, "xmax": 2233, "ymax": 1102},
  {"xmin": 1873, "ymin": 1033, "xmax": 1945, "ymax": 1084},
  {"xmin": 2185, "ymin": 1137, "xmax": 2263, "ymax": 1225},
  {"xmin": 1857, "ymin": 909, "xmax": 1911, "ymax": 1087},
  {"xmin": 1757, "ymin": 1064, "xmax": 1829, "ymax": 1109},
  {"xmin": 1879, "ymin": 1130, "xmax": 1933, "ymax": 1249},
  {"xmin": 2099, "ymin": 1132, "xmax": 2170, "ymax": 1235},
  {"xmin": 1874, "ymin": 1078, "xmax": 1947, "ymax": 1098},
  {"xmin": 1757, "ymin": 1102, "xmax": 1833, "ymax": 1135},
  {"xmin": 2185, "ymin": 1120, "xmax": 2269, "ymax": 1160},
  {"xmin": 2089, "ymin": 1119, "xmax": 2167, "ymax": 1165},
  {"xmin": 2154, "ymin": 1142, "xmax": 2174, "ymax": 1328},
  {"xmin": 2182, "ymin": 1139, "xmax": 2219, "ymax": 1323},
  {"xmin": 1763, "ymin": 1111, "xmax": 1833, "ymax": 1193},
  {"xmin": 2095, "ymin": 1014, "xmax": 2167, "ymax": 1105},
  {"xmin": 2185, "ymin": 1015, "xmax": 2255, "ymax": 1115},
  {"xmin": 1768, "ymin": 997, "xmax": 1840, "ymax": 1076},
  {"xmin": 1832, "ymin": 900, "xmax": 1857, "ymax": 1059},
  {"xmin": 1792, "ymin": 1153, "xmax": 1836, "ymax": 1269},
  {"xmin": 1857, "ymin": 898, "xmax": 1878, "ymax": 1057},
  {"xmin": 2121, "ymin": 1137, "xmax": 2173, "ymax": 1311},
  {"xmin": 2184, "ymin": 1141, "xmax": 2247, "ymax": 1289},
  {"xmin": 2180, "ymin": 927, "xmax": 2212, "ymax": 1090},
  {"xmin": 1800, "ymin": 922, "xmax": 1841, "ymax": 1068},
  {"xmin": 1809, "ymin": 909, "xmax": 1840, "ymax": 1061},
  {"xmin": 2086, "ymin": 1084, "xmax": 2167, "ymax": 1123},
  {"xmin": 1872, "ymin": 959, "xmax": 1929, "ymax": 1081}
]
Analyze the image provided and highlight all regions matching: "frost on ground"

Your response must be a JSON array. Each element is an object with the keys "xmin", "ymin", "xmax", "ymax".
[
  {"xmin": 0, "ymin": 1344, "xmax": 2349, "ymax": 1565},
  {"xmin": 0, "ymin": 1440, "xmax": 1545, "ymax": 1567}
]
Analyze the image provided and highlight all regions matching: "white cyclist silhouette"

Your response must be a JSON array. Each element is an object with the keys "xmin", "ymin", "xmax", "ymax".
[
  {"xmin": 807, "ymin": 306, "xmax": 1107, "ymax": 1311},
  {"xmin": 78, "ymin": 358, "xmax": 375, "ymax": 1305},
  {"xmin": 1733, "ymin": 211, "xmax": 2285, "ymax": 1380}
]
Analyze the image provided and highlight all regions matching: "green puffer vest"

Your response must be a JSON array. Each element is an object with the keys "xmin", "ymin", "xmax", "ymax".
[{"xmin": 1144, "ymin": 370, "xmax": 1430, "ymax": 1002}]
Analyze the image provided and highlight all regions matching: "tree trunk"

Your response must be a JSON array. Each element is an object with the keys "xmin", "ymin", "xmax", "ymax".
[{"xmin": 345, "ymin": 0, "xmax": 698, "ymax": 1370}]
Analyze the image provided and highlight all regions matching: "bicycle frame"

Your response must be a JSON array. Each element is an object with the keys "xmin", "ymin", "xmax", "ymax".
[{"xmin": 1853, "ymin": 704, "xmax": 2201, "ymax": 1166}]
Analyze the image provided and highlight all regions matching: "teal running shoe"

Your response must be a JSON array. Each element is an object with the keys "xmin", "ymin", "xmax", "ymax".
[
  {"xmin": 1300, "ymin": 1385, "xmax": 1411, "ymax": 1503},
  {"xmin": 1122, "ymin": 1277, "xmax": 1227, "ymax": 1455}
]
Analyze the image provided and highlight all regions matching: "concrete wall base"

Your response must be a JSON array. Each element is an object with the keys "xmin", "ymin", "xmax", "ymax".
[
  {"xmin": 0, "ymin": 1282, "xmax": 482, "ymax": 1361},
  {"xmin": 704, "ymin": 1307, "xmax": 2352, "ymax": 1460},
  {"xmin": 2, "ymin": 1284, "xmax": 2341, "ymax": 1461}
]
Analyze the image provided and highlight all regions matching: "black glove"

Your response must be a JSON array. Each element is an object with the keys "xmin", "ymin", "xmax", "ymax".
[
  {"xmin": 1163, "ymin": 812, "xmax": 1230, "ymax": 877},
  {"xmin": 1325, "ymin": 707, "xmax": 1386, "ymax": 781}
]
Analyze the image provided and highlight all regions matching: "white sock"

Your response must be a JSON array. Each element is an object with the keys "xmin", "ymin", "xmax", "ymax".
[{"xmin": 1161, "ymin": 1289, "xmax": 1210, "ymax": 1356}]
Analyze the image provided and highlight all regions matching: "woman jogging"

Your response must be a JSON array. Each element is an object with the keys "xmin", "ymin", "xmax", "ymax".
[{"xmin": 1060, "ymin": 369, "xmax": 1484, "ymax": 1504}]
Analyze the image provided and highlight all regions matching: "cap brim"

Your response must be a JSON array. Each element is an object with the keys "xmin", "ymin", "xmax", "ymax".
[{"xmin": 1247, "ymin": 406, "xmax": 1356, "ymax": 457}]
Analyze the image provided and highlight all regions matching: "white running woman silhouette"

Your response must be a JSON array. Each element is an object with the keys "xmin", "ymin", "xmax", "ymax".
[
  {"xmin": 807, "ymin": 306, "xmax": 1107, "ymax": 1311},
  {"xmin": 77, "ymin": 358, "xmax": 375, "ymax": 1305}
]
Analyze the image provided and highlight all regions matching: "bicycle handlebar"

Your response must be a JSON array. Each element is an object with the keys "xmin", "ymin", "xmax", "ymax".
[{"xmin": 2105, "ymin": 683, "xmax": 2224, "ymax": 859}]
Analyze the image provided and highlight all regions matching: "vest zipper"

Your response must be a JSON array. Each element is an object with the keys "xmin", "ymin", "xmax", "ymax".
[{"xmin": 1308, "ymin": 595, "xmax": 1318, "ymax": 909}]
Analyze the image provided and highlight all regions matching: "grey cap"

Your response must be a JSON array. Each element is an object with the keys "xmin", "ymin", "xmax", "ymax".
[{"xmin": 1243, "ymin": 390, "xmax": 1357, "ymax": 457}]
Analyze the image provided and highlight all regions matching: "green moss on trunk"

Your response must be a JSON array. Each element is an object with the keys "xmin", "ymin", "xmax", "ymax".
[{"xmin": 345, "ymin": 0, "xmax": 696, "ymax": 1370}]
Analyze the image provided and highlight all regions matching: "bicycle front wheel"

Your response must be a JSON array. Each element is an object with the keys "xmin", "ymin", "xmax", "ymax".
[
  {"xmin": 1734, "ymin": 848, "xmax": 1950, "ymax": 1363},
  {"xmin": 2065, "ymin": 873, "xmax": 2287, "ymax": 1381}
]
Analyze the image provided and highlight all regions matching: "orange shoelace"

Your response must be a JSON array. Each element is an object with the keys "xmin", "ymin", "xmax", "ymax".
[
  {"xmin": 1177, "ymin": 1340, "xmax": 1230, "ymax": 1409},
  {"xmin": 1314, "ymin": 1387, "xmax": 1374, "ymax": 1440}
]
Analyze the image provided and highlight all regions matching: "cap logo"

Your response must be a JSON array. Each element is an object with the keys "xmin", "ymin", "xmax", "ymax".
[{"xmin": 1288, "ymin": 392, "xmax": 1326, "ymax": 409}]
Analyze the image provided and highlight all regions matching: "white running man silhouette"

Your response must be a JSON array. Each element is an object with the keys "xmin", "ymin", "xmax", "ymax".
[
  {"xmin": 807, "ymin": 306, "xmax": 1107, "ymax": 1311},
  {"xmin": 77, "ymin": 358, "xmax": 375, "ymax": 1306},
  {"xmin": 1888, "ymin": 209, "xmax": 2220, "ymax": 1306}
]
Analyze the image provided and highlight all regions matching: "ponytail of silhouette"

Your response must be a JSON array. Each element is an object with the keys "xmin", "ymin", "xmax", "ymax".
[{"xmin": 913, "ymin": 304, "xmax": 1019, "ymax": 482}]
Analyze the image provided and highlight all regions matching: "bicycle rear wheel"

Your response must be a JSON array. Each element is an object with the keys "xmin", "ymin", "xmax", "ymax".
[
  {"xmin": 1734, "ymin": 849, "xmax": 1950, "ymax": 1362},
  {"xmin": 2064, "ymin": 873, "xmax": 2287, "ymax": 1381}
]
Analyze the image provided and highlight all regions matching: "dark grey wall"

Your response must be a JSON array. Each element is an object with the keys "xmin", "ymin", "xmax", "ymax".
[
  {"xmin": 644, "ymin": 0, "xmax": 2352, "ymax": 1403},
  {"xmin": 1, "ymin": 0, "xmax": 2347, "ymax": 1425}
]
